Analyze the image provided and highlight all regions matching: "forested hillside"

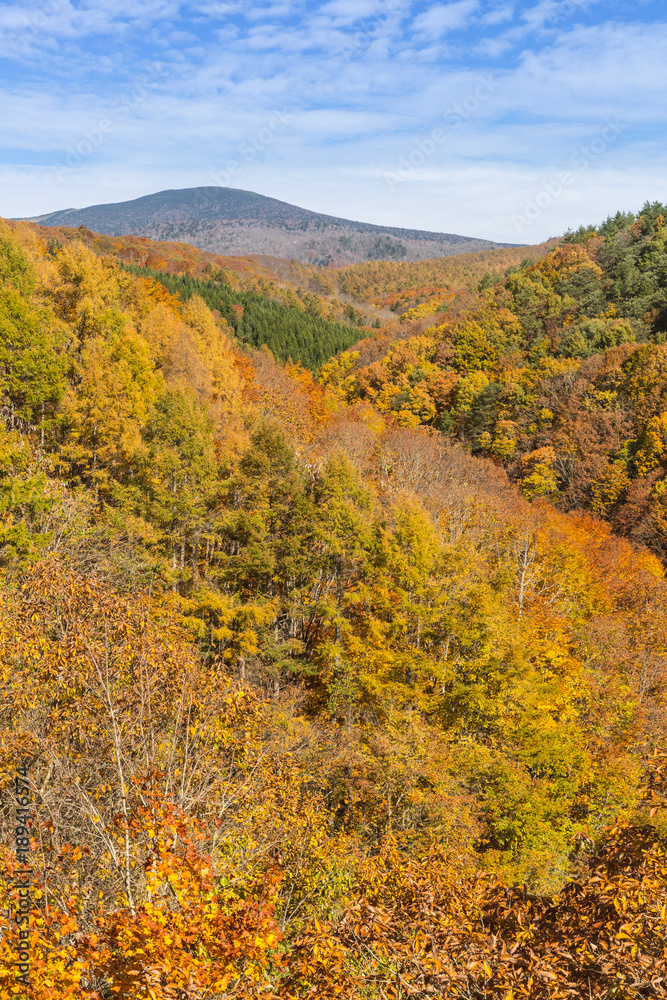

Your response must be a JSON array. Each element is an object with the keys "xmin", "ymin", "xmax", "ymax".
[
  {"xmin": 28, "ymin": 185, "xmax": 516, "ymax": 265},
  {"xmin": 122, "ymin": 265, "xmax": 374, "ymax": 370},
  {"xmin": 1, "ymin": 214, "xmax": 666, "ymax": 999},
  {"xmin": 333, "ymin": 238, "xmax": 556, "ymax": 302},
  {"xmin": 322, "ymin": 201, "xmax": 667, "ymax": 559}
]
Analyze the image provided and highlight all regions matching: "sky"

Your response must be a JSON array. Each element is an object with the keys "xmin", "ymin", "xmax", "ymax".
[{"xmin": 1, "ymin": 0, "xmax": 666, "ymax": 244}]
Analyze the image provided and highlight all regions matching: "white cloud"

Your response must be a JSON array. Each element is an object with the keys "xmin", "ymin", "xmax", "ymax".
[
  {"xmin": 481, "ymin": 3, "xmax": 515, "ymax": 26},
  {"xmin": 1, "ymin": 0, "xmax": 666, "ymax": 242},
  {"xmin": 412, "ymin": 1, "xmax": 479, "ymax": 37},
  {"xmin": 243, "ymin": 2, "xmax": 300, "ymax": 22},
  {"xmin": 520, "ymin": 0, "xmax": 600, "ymax": 32},
  {"xmin": 298, "ymin": 108, "xmax": 396, "ymax": 135},
  {"xmin": 475, "ymin": 34, "xmax": 515, "ymax": 56},
  {"xmin": 319, "ymin": 0, "xmax": 385, "ymax": 19}
]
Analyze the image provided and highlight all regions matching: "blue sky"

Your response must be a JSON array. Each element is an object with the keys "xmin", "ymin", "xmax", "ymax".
[{"xmin": 1, "ymin": 0, "xmax": 665, "ymax": 243}]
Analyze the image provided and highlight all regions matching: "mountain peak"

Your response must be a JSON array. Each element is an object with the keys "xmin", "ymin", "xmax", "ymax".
[{"xmin": 25, "ymin": 186, "xmax": 520, "ymax": 265}]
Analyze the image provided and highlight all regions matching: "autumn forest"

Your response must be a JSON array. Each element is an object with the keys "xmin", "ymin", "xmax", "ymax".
[{"xmin": 1, "ymin": 205, "xmax": 667, "ymax": 999}]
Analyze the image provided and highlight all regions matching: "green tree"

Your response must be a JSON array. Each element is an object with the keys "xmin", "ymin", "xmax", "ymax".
[
  {"xmin": 133, "ymin": 387, "xmax": 216, "ymax": 587},
  {"xmin": 0, "ymin": 289, "xmax": 67, "ymax": 429}
]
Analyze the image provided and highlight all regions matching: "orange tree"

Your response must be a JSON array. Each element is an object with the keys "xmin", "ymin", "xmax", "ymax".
[{"xmin": 289, "ymin": 755, "xmax": 667, "ymax": 999}]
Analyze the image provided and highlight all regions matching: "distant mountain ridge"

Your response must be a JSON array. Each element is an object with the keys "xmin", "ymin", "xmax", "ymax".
[{"xmin": 24, "ymin": 187, "xmax": 520, "ymax": 265}]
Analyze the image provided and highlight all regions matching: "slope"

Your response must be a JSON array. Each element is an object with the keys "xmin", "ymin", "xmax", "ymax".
[
  {"xmin": 22, "ymin": 185, "xmax": 521, "ymax": 265},
  {"xmin": 0, "ymin": 211, "xmax": 666, "ymax": 999},
  {"xmin": 7, "ymin": 217, "xmax": 553, "ymax": 370},
  {"xmin": 320, "ymin": 199, "xmax": 667, "ymax": 560}
]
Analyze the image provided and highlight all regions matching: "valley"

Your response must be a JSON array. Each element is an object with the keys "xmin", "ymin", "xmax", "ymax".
[{"xmin": 1, "ymin": 204, "xmax": 666, "ymax": 998}]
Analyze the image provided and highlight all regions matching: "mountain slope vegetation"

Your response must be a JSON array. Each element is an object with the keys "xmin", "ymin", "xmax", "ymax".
[
  {"xmin": 12, "ymin": 218, "xmax": 554, "ymax": 370},
  {"xmin": 321, "ymin": 201, "xmax": 667, "ymax": 559},
  {"xmin": 121, "ymin": 264, "xmax": 374, "ymax": 370},
  {"xmin": 26, "ymin": 186, "xmax": 519, "ymax": 265},
  {"xmin": 333, "ymin": 237, "xmax": 556, "ymax": 302},
  {"xmin": 0, "ymin": 213, "xmax": 666, "ymax": 999}
]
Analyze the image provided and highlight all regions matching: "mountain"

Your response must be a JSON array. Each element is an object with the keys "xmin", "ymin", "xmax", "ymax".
[{"xmin": 24, "ymin": 186, "xmax": 519, "ymax": 265}]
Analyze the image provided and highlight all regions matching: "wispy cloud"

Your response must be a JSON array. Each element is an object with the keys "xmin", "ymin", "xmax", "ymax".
[
  {"xmin": 412, "ymin": 1, "xmax": 480, "ymax": 37},
  {"xmin": 481, "ymin": 3, "xmax": 515, "ymax": 26},
  {"xmin": 1, "ymin": 0, "xmax": 665, "ymax": 240}
]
